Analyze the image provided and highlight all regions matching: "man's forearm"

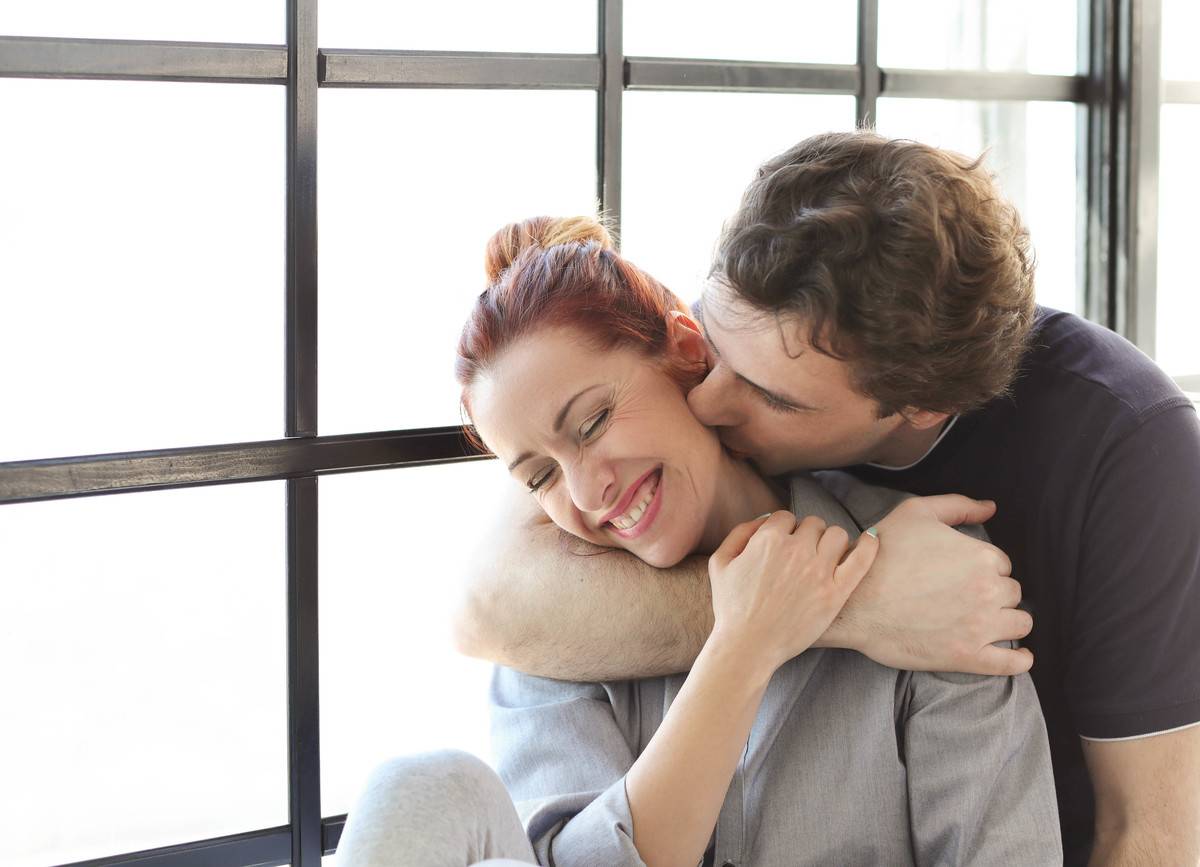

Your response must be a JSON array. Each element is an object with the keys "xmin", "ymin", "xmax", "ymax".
[
  {"xmin": 453, "ymin": 498, "xmax": 715, "ymax": 680},
  {"xmin": 1088, "ymin": 828, "xmax": 1199, "ymax": 866}
]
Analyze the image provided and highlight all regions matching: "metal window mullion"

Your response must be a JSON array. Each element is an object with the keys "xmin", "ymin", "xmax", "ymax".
[
  {"xmin": 0, "ymin": 429, "xmax": 486, "ymax": 504},
  {"xmin": 879, "ymin": 69, "xmax": 1085, "ymax": 101},
  {"xmin": 625, "ymin": 58, "xmax": 858, "ymax": 93},
  {"xmin": 1164, "ymin": 80, "xmax": 1200, "ymax": 102},
  {"xmin": 286, "ymin": 476, "xmax": 321, "ymax": 867},
  {"xmin": 0, "ymin": 35, "xmax": 287, "ymax": 83},
  {"xmin": 598, "ymin": 0, "xmax": 623, "ymax": 244},
  {"xmin": 52, "ymin": 826, "xmax": 290, "ymax": 867},
  {"xmin": 1112, "ymin": 0, "xmax": 1162, "ymax": 353},
  {"xmin": 287, "ymin": 0, "xmax": 319, "ymax": 438},
  {"xmin": 318, "ymin": 49, "xmax": 599, "ymax": 88},
  {"xmin": 857, "ymin": 0, "xmax": 880, "ymax": 126},
  {"xmin": 285, "ymin": 0, "xmax": 321, "ymax": 863},
  {"xmin": 1080, "ymin": 0, "xmax": 1113, "ymax": 326}
]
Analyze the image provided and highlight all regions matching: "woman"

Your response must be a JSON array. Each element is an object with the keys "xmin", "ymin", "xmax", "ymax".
[{"xmin": 335, "ymin": 216, "xmax": 1061, "ymax": 867}]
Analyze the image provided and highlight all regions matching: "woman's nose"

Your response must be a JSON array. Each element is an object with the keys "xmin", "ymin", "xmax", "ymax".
[
  {"xmin": 687, "ymin": 366, "xmax": 743, "ymax": 427},
  {"xmin": 563, "ymin": 459, "xmax": 617, "ymax": 516}
]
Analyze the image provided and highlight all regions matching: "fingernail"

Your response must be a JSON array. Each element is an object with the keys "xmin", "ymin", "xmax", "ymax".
[
  {"xmin": 756, "ymin": 512, "xmax": 773, "ymax": 520},
  {"xmin": 865, "ymin": 526, "xmax": 879, "ymax": 538}
]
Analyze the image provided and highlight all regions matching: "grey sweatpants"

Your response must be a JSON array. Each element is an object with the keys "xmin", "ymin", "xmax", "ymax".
[{"xmin": 335, "ymin": 750, "xmax": 538, "ymax": 867}]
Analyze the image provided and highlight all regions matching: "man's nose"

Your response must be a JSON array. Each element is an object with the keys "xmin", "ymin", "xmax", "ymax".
[
  {"xmin": 564, "ymin": 458, "xmax": 617, "ymax": 516},
  {"xmin": 688, "ymin": 367, "xmax": 743, "ymax": 427}
]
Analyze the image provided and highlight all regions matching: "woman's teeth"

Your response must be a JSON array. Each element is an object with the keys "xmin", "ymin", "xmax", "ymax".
[{"xmin": 610, "ymin": 472, "xmax": 659, "ymax": 531}]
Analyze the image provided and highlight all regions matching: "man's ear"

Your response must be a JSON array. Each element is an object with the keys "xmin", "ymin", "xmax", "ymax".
[
  {"xmin": 899, "ymin": 407, "xmax": 952, "ymax": 431},
  {"xmin": 665, "ymin": 309, "xmax": 708, "ymax": 365}
]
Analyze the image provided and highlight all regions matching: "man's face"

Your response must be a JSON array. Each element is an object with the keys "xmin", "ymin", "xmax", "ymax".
[{"xmin": 688, "ymin": 285, "xmax": 907, "ymax": 475}]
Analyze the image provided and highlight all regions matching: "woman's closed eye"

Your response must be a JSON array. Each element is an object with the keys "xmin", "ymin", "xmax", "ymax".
[
  {"xmin": 527, "ymin": 465, "xmax": 555, "ymax": 492},
  {"xmin": 581, "ymin": 407, "xmax": 611, "ymax": 438},
  {"xmin": 527, "ymin": 407, "xmax": 612, "ymax": 492}
]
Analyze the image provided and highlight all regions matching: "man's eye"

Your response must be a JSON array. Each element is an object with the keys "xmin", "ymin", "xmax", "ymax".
[
  {"xmin": 527, "ymin": 466, "xmax": 555, "ymax": 492},
  {"xmin": 582, "ymin": 408, "xmax": 610, "ymax": 438},
  {"xmin": 760, "ymin": 391, "xmax": 800, "ymax": 414}
]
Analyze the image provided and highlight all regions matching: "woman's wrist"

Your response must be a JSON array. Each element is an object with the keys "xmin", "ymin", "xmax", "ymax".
[{"xmin": 703, "ymin": 624, "xmax": 780, "ymax": 689}]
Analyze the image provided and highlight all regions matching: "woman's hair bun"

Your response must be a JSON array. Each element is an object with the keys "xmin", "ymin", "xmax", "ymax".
[{"xmin": 484, "ymin": 215, "xmax": 613, "ymax": 283}]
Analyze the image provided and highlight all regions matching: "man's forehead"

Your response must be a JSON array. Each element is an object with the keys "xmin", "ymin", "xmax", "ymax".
[{"xmin": 698, "ymin": 286, "xmax": 804, "ymax": 358}]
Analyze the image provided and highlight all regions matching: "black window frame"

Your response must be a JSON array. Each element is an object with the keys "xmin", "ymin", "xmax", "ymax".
[{"xmin": 0, "ymin": 1, "xmax": 1183, "ymax": 864}]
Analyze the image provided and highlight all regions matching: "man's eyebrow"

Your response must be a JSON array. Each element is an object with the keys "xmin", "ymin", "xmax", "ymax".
[
  {"xmin": 704, "ymin": 317, "xmax": 814, "ymax": 410},
  {"xmin": 506, "ymin": 382, "xmax": 607, "ymax": 471}
]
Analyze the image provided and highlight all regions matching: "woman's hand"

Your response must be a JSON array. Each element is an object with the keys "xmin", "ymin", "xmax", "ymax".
[{"xmin": 707, "ymin": 510, "xmax": 879, "ymax": 675}]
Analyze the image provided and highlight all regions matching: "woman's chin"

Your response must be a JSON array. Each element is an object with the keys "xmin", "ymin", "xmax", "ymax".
[{"xmin": 627, "ymin": 536, "xmax": 691, "ymax": 569}]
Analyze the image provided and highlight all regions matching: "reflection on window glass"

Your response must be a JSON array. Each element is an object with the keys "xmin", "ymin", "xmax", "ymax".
[
  {"xmin": 1156, "ymin": 105, "xmax": 1200, "ymax": 378},
  {"xmin": 879, "ymin": 0, "xmax": 1076, "ymax": 74},
  {"xmin": 625, "ymin": 0, "xmax": 856, "ymax": 64},
  {"xmin": 1162, "ymin": 0, "xmax": 1200, "ymax": 81},
  {"xmin": 622, "ymin": 93, "xmax": 855, "ymax": 303},
  {"xmin": 875, "ymin": 99, "xmax": 1078, "ymax": 314},
  {"xmin": 0, "ymin": 0, "xmax": 280, "ymax": 42},
  {"xmin": 0, "ymin": 80, "xmax": 284, "ymax": 463},
  {"xmin": 319, "ymin": 462, "xmax": 513, "ymax": 816},
  {"xmin": 319, "ymin": 89, "xmax": 597, "ymax": 435},
  {"xmin": 321, "ymin": 0, "xmax": 597, "ymax": 53},
  {"xmin": 0, "ymin": 483, "xmax": 287, "ymax": 867}
]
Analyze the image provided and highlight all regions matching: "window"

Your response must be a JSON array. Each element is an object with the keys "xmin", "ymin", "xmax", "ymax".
[
  {"xmin": 0, "ymin": 2, "xmax": 1175, "ymax": 865},
  {"xmin": 1157, "ymin": 0, "xmax": 1200, "ymax": 383}
]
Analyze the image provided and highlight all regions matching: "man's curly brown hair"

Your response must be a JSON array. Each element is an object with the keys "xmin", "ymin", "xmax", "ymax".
[{"xmin": 712, "ymin": 129, "xmax": 1038, "ymax": 418}]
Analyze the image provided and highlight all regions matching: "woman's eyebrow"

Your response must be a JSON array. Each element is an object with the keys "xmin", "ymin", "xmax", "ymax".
[{"xmin": 507, "ymin": 383, "xmax": 607, "ymax": 471}]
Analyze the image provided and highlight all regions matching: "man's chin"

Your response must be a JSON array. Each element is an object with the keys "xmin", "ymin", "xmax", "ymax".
[{"xmin": 725, "ymin": 445, "xmax": 776, "ymax": 474}]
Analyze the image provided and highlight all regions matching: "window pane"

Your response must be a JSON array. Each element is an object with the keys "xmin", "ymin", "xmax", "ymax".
[
  {"xmin": 321, "ymin": 0, "xmax": 597, "ymax": 53},
  {"xmin": 1163, "ymin": 0, "xmax": 1200, "ymax": 81},
  {"xmin": 1156, "ymin": 105, "xmax": 1200, "ymax": 378},
  {"xmin": 0, "ymin": 483, "xmax": 287, "ymax": 867},
  {"xmin": 319, "ymin": 89, "xmax": 597, "ymax": 434},
  {"xmin": 622, "ymin": 93, "xmax": 856, "ymax": 302},
  {"xmin": 879, "ymin": 0, "xmax": 1077, "ymax": 75},
  {"xmin": 875, "ymin": 99, "xmax": 1078, "ymax": 315},
  {"xmin": 319, "ymin": 461, "xmax": 512, "ymax": 816},
  {"xmin": 624, "ymin": 0, "xmax": 856, "ymax": 64},
  {"xmin": 0, "ymin": 1, "xmax": 280, "ymax": 43},
  {"xmin": 0, "ymin": 80, "xmax": 284, "ymax": 462}
]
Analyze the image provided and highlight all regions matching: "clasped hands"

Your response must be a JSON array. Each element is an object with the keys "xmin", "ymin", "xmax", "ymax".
[{"xmin": 707, "ymin": 496, "xmax": 1032, "ymax": 677}]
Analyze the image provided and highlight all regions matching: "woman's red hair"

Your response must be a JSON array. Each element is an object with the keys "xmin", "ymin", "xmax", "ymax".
[{"xmin": 456, "ymin": 216, "xmax": 703, "ymax": 432}]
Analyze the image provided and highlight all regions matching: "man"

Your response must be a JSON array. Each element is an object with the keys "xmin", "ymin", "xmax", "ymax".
[{"xmin": 453, "ymin": 131, "xmax": 1200, "ymax": 865}]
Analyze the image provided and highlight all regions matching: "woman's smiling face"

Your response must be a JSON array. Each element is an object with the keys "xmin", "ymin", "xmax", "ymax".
[{"xmin": 467, "ymin": 324, "xmax": 724, "ymax": 567}]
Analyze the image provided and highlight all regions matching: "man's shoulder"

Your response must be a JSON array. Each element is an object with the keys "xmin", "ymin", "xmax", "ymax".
[{"xmin": 1019, "ymin": 307, "xmax": 1191, "ymax": 423}]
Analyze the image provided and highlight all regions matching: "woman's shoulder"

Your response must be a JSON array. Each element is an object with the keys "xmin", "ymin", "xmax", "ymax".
[{"xmin": 799, "ymin": 470, "xmax": 914, "ymax": 530}]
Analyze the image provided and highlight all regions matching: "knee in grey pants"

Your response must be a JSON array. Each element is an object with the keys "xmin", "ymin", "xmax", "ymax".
[{"xmin": 334, "ymin": 749, "xmax": 537, "ymax": 867}]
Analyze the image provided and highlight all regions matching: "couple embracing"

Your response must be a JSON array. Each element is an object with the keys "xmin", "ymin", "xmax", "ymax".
[{"xmin": 336, "ymin": 131, "xmax": 1200, "ymax": 867}]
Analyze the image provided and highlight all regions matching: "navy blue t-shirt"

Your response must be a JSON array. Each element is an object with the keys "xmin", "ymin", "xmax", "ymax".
[{"xmin": 846, "ymin": 307, "xmax": 1200, "ymax": 865}]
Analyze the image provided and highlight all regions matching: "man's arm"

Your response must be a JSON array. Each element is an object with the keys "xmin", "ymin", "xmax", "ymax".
[
  {"xmin": 452, "ymin": 485, "xmax": 713, "ymax": 680},
  {"xmin": 453, "ymin": 482, "xmax": 1032, "ymax": 681},
  {"xmin": 1082, "ymin": 727, "xmax": 1200, "ymax": 866}
]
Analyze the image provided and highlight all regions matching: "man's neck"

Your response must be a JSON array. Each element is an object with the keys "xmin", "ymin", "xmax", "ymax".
[{"xmin": 869, "ymin": 415, "xmax": 955, "ymax": 470}]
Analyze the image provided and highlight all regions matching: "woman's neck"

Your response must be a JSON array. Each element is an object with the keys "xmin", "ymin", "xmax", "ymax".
[{"xmin": 696, "ymin": 452, "xmax": 789, "ymax": 554}]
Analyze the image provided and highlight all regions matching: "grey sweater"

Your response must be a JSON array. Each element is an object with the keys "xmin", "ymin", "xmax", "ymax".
[{"xmin": 489, "ymin": 472, "xmax": 1062, "ymax": 867}]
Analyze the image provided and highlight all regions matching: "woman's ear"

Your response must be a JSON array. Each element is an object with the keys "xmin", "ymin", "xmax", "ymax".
[{"xmin": 665, "ymin": 309, "xmax": 708, "ymax": 365}]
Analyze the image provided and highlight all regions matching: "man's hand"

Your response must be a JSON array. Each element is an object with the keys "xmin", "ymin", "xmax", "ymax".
[{"xmin": 823, "ymin": 494, "xmax": 1035, "ymax": 676}]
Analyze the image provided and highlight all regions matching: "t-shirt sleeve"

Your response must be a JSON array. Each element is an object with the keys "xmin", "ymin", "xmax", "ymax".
[{"xmin": 1070, "ymin": 404, "xmax": 1200, "ymax": 739}]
